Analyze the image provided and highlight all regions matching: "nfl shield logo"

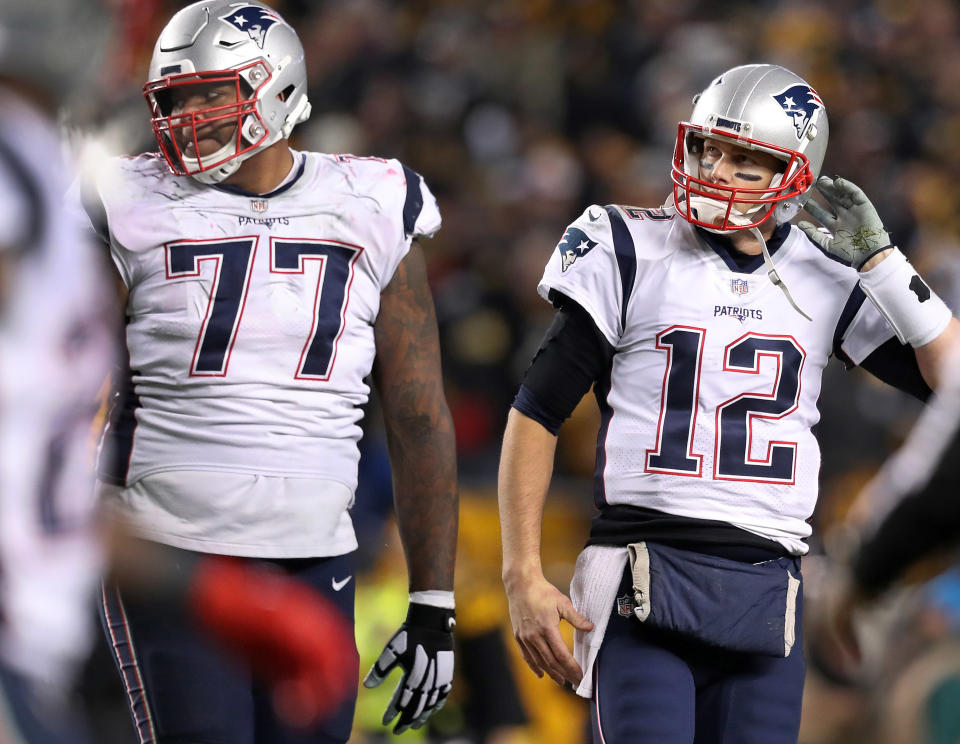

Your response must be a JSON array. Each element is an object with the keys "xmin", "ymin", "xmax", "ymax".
[
  {"xmin": 731, "ymin": 278, "xmax": 749, "ymax": 296},
  {"xmin": 251, "ymin": 199, "xmax": 268, "ymax": 213},
  {"xmin": 617, "ymin": 594, "xmax": 636, "ymax": 618}
]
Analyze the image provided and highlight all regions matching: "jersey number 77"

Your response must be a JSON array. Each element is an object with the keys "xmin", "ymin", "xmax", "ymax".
[{"xmin": 165, "ymin": 237, "xmax": 362, "ymax": 379}]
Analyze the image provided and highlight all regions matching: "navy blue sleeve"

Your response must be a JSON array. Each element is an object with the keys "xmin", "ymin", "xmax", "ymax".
[
  {"xmin": 832, "ymin": 284, "xmax": 931, "ymax": 401},
  {"xmin": 511, "ymin": 293, "xmax": 615, "ymax": 434},
  {"xmin": 401, "ymin": 164, "xmax": 424, "ymax": 237},
  {"xmin": 832, "ymin": 285, "xmax": 867, "ymax": 366},
  {"xmin": 858, "ymin": 338, "xmax": 932, "ymax": 402}
]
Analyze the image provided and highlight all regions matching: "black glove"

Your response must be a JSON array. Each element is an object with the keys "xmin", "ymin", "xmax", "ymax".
[{"xmin": 362, "ymin": 602, "xmax": 455, "ymax": 734}]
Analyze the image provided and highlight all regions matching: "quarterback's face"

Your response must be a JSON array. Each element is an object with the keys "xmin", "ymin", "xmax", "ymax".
[
  {"xmin": 696, "ymin": 137, "xmax": 784, "ymax": 213},
  {"xmin": 168, "ymin": 81, "xmax": 241, "ymax": 158}
]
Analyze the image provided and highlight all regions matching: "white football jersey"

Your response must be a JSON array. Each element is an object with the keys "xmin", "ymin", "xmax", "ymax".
[
  {"xmin": 91, "ymin": 151, "xmax": 440, "ymax": 555},
  {"xmin": 0, "ymin": 92, "xmax": 114, "ymax": 687},
  {"xmin": 540, "ymin": 204, "xmax": 897, "ymax": 554}
]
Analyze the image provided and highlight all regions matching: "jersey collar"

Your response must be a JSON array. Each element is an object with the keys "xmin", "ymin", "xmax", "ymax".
[
  {"xmin": 211, "ymin": 151, "xmax": 306, "ymax": 199},
  {"xmin": 695, "ymin": 222, "xmax": 792, "ymax": 274}
]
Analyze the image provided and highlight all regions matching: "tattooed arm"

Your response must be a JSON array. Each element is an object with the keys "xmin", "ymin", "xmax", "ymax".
[
  {"xmin": 372, "ymin": 240, "xmax": 458, "ymax": 591},
  {"xmin": 365, "ymin": 241, "xmax": 457, "ymax": 734}
]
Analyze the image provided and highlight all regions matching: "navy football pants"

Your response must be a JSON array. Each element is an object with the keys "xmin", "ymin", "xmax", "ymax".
[
  {"xmin": 100, "ymin": 547, "xmax": 357, "ymax": 744},
  {"xmin": 591, "ymin": 568, "xmax": 805, "ymax": 744}
]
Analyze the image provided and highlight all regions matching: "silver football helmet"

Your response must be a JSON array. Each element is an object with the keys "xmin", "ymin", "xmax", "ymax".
[
  {"xmin": 671, "ymin": 64, "xmax": 829, "ymax": 232},
  {"xmin": 144, "ymin": 0, "xmax": 311, "ymax": 184}
]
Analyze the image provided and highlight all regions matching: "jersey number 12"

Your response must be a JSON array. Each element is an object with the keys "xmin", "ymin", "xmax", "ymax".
[{"xmin": 644, "ymin": 326, "xmax": 805, "ymax": 484}]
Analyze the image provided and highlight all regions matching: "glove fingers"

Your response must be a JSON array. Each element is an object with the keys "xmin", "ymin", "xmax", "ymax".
[
  {"xmin": 393, "ymin": 687, "xmax": 428, "ymax": 735},
  {"xmin": 832, "ymin": 177, "xmax": 867, "ymax": 203},
  {"xmin": 814, "ymin": 175, "xmax": 839, "ymax": 199},
  {"xmin": 411, "ymin": 684, "xmax": 451, "ymax": 730},
  {"xmin": 797, "ymin": 222, "xmax": 830, "ymax": 252},
  {"xmin": 802, "ymin": 198, "xmax": 836, "ymax": 228},
  {"xmin": 820, "ymin": 176, "xmax": 868, "ymax": 212},
  {"xmin": 362, "ymin": 660, "xmax": 390, "ymax": 688},
  {"xmin": 389, "ymin": 650, "xmax": 435, "ymax": 733},
  {"xmin": 410, "ymin": 650, "xmax": 453, "ymax": 729},
  {"xmin": 363, "ymin": 631, "xmax": 408, "ymax": 688},
  {"xmin": 381, "ymin": 676, "xmax": 407, "ymax": 725},
  {"xmin": 814, "ymin": 177, "xmax": 858, "ymax": 212},
  {"xmin": 381, "ymin": 646, "xmax": 428, "ymax": 725}
]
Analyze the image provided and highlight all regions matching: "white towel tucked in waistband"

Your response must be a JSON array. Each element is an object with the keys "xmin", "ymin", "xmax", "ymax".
[{"xmin": 570, "ymin": 545, "xmax": 629, "ymax": 698}]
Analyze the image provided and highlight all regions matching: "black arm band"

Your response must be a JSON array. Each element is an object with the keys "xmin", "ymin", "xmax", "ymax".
[{"xmin": 511, "ymin": 295, "xmax": 614, "ymax": 434}]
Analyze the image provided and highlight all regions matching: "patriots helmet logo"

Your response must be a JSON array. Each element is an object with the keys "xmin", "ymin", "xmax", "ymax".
[
  {"xmin": 557, "ymin": 227, "xmax": 598, "ymax": 272},
  {"xmin": 220, "ymin": 6, "xmax": 283, "ymax": 49},
  {"xmin": 772, "ymin": 84, "xmax": 824, "ymax": 141}
]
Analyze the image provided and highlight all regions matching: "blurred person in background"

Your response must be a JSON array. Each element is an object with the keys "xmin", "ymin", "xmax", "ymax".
[
  {"xmin": 0, "ymin": 1, "xmax": 117, "ymax": 740},
  {"xmin": 85, "ymin": 1, "xmax": 458, "ymax": 742},
  {"xmin": 499, "ymin": 63, "xmax": 958, "ymax": 744},
  {"xmin": 0, "ymin": 0, "xmax": 361, "ymax": 742},
  {"xmin": 816, "ymin": 338, "xmax": 960, "ymax": 741}
]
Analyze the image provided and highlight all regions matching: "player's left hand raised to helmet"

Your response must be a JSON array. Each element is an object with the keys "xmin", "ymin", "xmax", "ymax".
[
  {"xmin": 798, "ymin": 175, "xmax": 892, "ymax": 269},
  {"xmin": 364, "ymin": 602, "xmax": 456, "ymax": 734}
]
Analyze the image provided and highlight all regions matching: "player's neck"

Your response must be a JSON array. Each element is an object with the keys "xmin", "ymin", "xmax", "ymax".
[
  {"xmin": 727, "ymin": 218, "xmax": 777, "ymax": 256},
  {"xmin": 222, "ymin": 141, "xmax": 295, "ymax": 195}
]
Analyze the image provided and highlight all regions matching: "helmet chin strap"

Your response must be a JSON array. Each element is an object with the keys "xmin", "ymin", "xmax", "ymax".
[
  {"xmin": 748, "ymin": 225, "xmax": 812, "ymax": 322},
  {"xmin": 671, "ymin": 194, "xmax": 812, "ymax": 321},
  {"xmin": 182, "ymin": 140, "xmax": 243, "ymax": 185}
]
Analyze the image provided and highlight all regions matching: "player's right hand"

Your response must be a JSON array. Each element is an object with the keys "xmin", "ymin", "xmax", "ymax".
[
  {"xmin": 189, "ymin": 556, "xmax": 358, "ymax": 728},
  {"xmin": 504, "ymin": 573, "xmax": 593, "ymax": 687}
]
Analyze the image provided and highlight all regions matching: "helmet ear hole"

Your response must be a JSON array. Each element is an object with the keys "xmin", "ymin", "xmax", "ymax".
[
  {"xmin": 154, "ymin": 89, "xmax": 174, "ymax": 117},
  {"xmin": 686, "ymin": 133, "xmax": 704, "ymax": 155}
]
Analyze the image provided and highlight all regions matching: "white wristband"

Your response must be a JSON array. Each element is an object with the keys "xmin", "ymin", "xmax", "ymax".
[
  {"xmin": 410, "ymin": 590, "xmax": 455, "ymax": 609},
  {"xmin": 858, "ymin": 247, "xmax": 953, "ymax": 347}
]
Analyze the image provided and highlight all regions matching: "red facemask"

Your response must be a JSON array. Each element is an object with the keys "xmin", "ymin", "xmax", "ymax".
[
  {"xmin": 670, "ymin": 122, "xmax": 813, "ymax": 231},
  {"xmin": 143, "ymin": 63, "xmax": 270, "ymax": 178}
]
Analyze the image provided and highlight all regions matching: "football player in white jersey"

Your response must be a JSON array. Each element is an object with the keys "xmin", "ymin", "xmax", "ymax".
[
  {"xmin": 0, "ymin": 3, "xmax": 115, "ymax": 741},
  {"xmin": 499, "ymin": 63, "xmax": 959, "ymax": 744},
  {"xmin": 0, "ymin": 2, "xmax": 364, "ymax": 742},
  {"xmin": 85, "ymin": 2, "xmax": 458, "ymax": 742}
]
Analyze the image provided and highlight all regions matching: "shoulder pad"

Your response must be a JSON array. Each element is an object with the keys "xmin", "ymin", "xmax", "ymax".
[{"xmin": 326, "ymin": 154, "xmax": 441, "ymax": 239}]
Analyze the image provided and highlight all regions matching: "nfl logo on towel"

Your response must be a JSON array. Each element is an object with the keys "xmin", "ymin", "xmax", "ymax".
[
  {"xmin": 731, "ymin": 278, "xmax": 749, "ymax": 295},
  {"xmin": 251, "ymin": 199, "xmax": 268, "ymax": 213}
]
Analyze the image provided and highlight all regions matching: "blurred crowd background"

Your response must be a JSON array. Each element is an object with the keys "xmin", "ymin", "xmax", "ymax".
[{"xmin": 83, "ymin": 0, "xmax": 960, "ymax": 742}]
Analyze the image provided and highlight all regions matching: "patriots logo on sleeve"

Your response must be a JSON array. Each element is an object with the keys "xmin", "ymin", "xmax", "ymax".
[
  {"xmin": 220, "ymin": 6, "xmax": 283, "ymax": 48},
  {"xmin": 557, "ymin": 228, "xmax": 598, "ymax": 272},
  {"xmin": 772, "ymin": 84, "xmax": 823, "ymax": 140}
]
